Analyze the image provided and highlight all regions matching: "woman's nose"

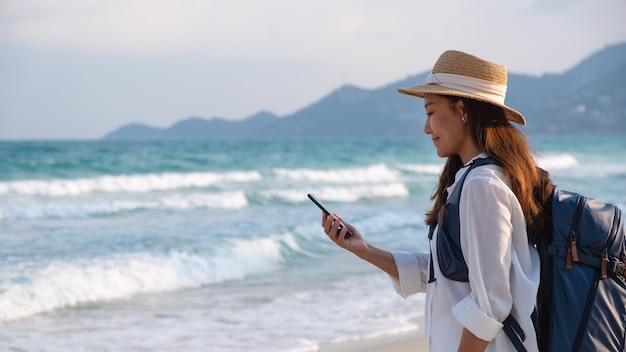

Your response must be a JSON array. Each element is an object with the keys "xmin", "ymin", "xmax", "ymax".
[{"xmin": 423, "ymin": 116, "xmax": 432, "ymax": 135}]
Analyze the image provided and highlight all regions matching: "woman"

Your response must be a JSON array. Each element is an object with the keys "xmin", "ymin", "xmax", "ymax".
[{"xmin": 321, "ymin": 50, "xmax": 552, "ymax": 351}]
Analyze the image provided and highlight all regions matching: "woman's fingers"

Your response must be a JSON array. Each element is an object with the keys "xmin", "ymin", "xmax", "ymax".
[
  {"xmin": 322, "ymin": 212, "xmax": 329, "ymax": 228},
  {"xmin": 323, "ymin": 213, "xmax": 334, "ymax": 235},
  {"xmin": 330, "ymin": 213, "xmax": 342, "ymax": 239},
  {"xmin": 337, "ymin": 222, "xmax": 348, "ymax": 242},
  {"xmin": 322, "ymin": 212, "xmax": 341, "ymax": 240}
]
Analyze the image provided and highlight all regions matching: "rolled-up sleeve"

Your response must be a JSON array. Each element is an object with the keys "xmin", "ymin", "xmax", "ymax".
[
  {"xmin": 389, "ymin": 251, "xmax": 429, "ymax": 298},
  {"xmin": 452, "ymin": 295, "xmax": 504, "ymax": 341},
  {"xmin": 452, "ymin": 175, "xmax": 514, "ymax": 341}
]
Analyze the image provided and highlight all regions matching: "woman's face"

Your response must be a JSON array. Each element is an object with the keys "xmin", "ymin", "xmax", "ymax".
[{"xmin": 423, "ymin": 94, "xmax": 474, "ymax": 161}]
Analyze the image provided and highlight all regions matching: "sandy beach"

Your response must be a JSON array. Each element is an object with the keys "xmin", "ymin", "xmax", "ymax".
[{"xmin": 319, "ymin": 330, "xmax": 428, "ymax": 352}]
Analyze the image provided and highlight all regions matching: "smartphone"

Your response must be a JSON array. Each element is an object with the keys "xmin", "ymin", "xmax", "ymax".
[{"xmin": 307, "ymin": 193, "xmax": 353, "ymax": 238}]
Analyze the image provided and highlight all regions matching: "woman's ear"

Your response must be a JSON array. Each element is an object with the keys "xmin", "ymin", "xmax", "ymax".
[{"xmin": 455, "ymin": 100, "xmax": 467, "ymax": 122}]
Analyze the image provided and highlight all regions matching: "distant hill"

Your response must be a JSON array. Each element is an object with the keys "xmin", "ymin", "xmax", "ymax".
[{"xmin": 103, "ymin": 42, "xmax": 626, "ymax": 140}]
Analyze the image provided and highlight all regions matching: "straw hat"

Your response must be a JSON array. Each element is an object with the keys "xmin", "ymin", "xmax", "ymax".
[{"xmin": 397, "ymin": 50, "xmax": 526, "ymax": 125}]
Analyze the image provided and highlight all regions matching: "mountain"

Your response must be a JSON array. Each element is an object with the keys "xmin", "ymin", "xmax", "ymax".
[
  {"xmin": 102, "ymin": 123, "xmax": 163, "ymax": 140},
  {"xmin": 103, "ymin": 43, "xmax": 626, "ymax": 140}
]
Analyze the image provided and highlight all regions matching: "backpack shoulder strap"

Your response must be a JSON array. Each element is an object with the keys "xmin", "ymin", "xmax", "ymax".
[
  {"xmin": 447, "ymin": 157, "xmax": 499, "ymax": 205},
  {"xmin": 428, "ymin": 156, "xmax": 499, "ymax": 283}
]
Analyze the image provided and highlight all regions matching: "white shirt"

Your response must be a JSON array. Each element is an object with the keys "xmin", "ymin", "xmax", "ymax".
[{"xmin": 390, "ymin": 155, "xmax": 540, "ymax": 351}]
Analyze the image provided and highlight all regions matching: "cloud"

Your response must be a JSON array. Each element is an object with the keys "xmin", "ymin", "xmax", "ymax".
[
  {"xmin": 3, "ymin": 1, "xmax": 426, "ymax": 59},
  {"xmin": 3, "ymin": 0, "xmax": 623, "ymax": 70},
  {"xmin": 1, "ymin": 0, "xmax": 194, "ymax": 54},
  {"xmin": 2, "ymin": 1, "xmax": 624, "ymax": 69}
]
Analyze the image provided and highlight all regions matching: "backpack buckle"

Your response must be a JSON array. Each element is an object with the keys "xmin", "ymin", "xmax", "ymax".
[{"xmin": 610, "ymin": 261, "xmax": 625, "ymax": 277}]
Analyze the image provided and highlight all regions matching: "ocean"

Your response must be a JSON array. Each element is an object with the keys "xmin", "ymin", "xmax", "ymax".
[{"xmin": 1, "ymin": 137, "xmax": 624, "ymax": 351}]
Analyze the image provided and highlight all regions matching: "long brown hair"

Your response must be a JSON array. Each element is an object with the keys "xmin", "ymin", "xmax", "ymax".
[{"xmin": 425, "ymin": 95, "xmax": 553, "ymax": 242}]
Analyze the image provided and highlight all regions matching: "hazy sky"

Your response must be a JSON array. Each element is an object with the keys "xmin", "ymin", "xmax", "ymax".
[{"xmin": 1, "ymin": 0, "xmax": 625, "ymax": 140}]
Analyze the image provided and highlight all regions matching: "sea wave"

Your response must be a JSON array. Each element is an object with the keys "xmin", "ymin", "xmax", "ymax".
[
  {"xmin": 273, "ymin": 164, "xmax": 399, "ymax": 183},
  {"xmin": 0, "ymin": 191, "xmax": 248, "ymax": 220},
  {"xmin": 535, "ymin": 153, "xmax": 626, "ymax": 179},
  {"xmin": 0, "ymin": 233, "xmax": 301, "ymax": 322},
  {"xmin": 0, "ymin": 171, "xmax": 262, "ymax": 197},
  {"xmin": 535, "ymin": 153, "xmax": 578, "ymax": 170},
  {"xmin": 260, "ymin": 183, "xmax": 409, "ymax": 203},
  {"xmin": 395, "ymin": 163, "xmax": 443, "ymax": 175}
]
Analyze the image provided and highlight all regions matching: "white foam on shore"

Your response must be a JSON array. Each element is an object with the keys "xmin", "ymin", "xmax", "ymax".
[
  {"xmin": 199, "ymin": 273, "xmax": 426, "ymax": 352},
  {"xmin": 0, "ymin": 272, "xmax": 426, "ymax": 352},
  {"xmin": 0, "ymin": 171, "xmax": 262, "ymax": 196}
]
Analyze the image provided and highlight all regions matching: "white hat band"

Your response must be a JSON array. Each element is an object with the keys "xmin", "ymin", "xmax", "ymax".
[{"xmin": 425, "ymin": 73, "xmax": 508, "ymax": 104}]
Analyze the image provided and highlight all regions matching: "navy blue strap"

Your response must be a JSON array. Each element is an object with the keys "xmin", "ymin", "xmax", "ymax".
[
  {"xmin": 428, "ymin": 223, "xmax": 436, "ymax": 283},
  {"xmin": 547, "ymin": 245, "xmax": 625, "ymax": 277},
  {"xmin": 428, "ymin": 157, "xmax": 499, "ymax": 284},
  {"xmin": 503, "ymin": 314, "xmax": 527, "ymax": 352}
]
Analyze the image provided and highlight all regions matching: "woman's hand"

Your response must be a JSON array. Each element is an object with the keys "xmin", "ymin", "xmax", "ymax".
[
  {"xmin": 321, "ymin": 211, "xmax": 399, "ymax": 280},
  {"xmin": 322, "ymin": 212, "xmax": 367, "ymax": 255}
]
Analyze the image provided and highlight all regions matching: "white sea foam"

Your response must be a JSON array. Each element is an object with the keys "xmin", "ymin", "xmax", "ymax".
[
  {"xmin": 0, "ymin": 272, "xmax": 425, "ymax": 352},
  {"xmin": 212, "ymin": 274, "xmax": 425, "ymax": 351},
  {"xmin": 535, "ymin": 153, "xmax": 578, "ymax": 170},
  {"xmin": 261, "ymin": 183, "xmax": 409, "ymax": 203},
  {"xmin": 396, "ymin": 163, "xmax": 443, "ymax": 175},
  {"xmin": 0, "ymin": 233, "xmax": 299, "ymax": 322},
  {"xmin": 0, "ymin": 171, "xmax": 262, "ymax": 196},
  {"xmin": 0, "ymin": 191, "xmax": 248, "ymax": 220},
  {"xmin": 273, "ymin": 164, "xmax": 399, "ymax": 183},
  {"xmin": 535, "ymin": 153, "xmax": 626, "ymax": 179}
]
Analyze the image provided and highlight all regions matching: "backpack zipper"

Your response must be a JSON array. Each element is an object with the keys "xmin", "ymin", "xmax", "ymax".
[
  {"xmin": 601, "ymin": 206, "xmax": 623, "ymax": 280},
  {"xmin": 566, "ymin": 195, "xmax": 586, "ymax": 269}
]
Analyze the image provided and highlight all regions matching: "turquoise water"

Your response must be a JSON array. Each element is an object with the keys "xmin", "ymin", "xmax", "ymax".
[{"xmin": 0, "ymin": 137, "xmax": 624, "ymax": 351}]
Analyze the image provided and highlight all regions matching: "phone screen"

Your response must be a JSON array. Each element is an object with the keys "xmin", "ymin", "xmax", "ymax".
[{"xmin": 307, "ymin": 193, "xmax": 353, "ymax": 238}]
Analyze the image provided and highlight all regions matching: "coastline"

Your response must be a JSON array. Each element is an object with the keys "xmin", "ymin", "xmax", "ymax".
[{"xmin": 318, "ymin": 330, "xmax": 428, "ymax": 352}]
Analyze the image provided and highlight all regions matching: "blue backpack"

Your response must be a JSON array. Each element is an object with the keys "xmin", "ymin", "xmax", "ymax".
[{"xmin": 428, "ymin": 157, "xmax": 626, "ymax": 351}]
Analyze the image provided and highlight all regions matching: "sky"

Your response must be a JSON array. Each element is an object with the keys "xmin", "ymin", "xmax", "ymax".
[{"xmin": 1, "ymin": 0, "xmax": 625, "ymax": 140}]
